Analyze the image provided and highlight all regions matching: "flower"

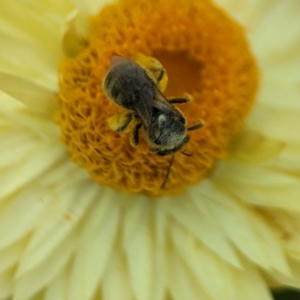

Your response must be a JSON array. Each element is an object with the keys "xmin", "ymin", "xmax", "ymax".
[{"xmin": 0, "ymin": 0, "xmax": 299, "ymax": 300}]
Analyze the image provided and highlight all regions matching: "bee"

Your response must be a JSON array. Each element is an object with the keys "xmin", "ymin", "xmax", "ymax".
[{"xmin": 103, "ymin": 55, "xmax": 202, "ymax": 188}]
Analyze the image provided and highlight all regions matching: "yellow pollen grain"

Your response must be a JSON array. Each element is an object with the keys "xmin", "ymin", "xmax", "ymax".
[{"xmin": 56, "ymin": 0, "xmax": 259, "ymax": 197}]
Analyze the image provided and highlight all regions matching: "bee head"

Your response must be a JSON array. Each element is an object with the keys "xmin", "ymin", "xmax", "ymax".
[
  {"xmin": 148, "ymin": 112, "xmax": 189, "ymax": 156},
  {"xmin": 153, "ymin": 134, "xmax": 190, "ymax": 156}
]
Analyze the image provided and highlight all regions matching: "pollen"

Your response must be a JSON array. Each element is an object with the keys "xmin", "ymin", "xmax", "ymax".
[{"xmin": 56, "ymin": 0, "xmax": 259, "ymax": 197}]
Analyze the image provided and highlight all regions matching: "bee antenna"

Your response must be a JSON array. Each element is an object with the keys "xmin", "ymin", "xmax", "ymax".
[
  {"xmin": 181, "ymin": 151, "xmax": 192, "ymax": 157},
  {"xmin": 160, "ymin": 155, "xmax": 175, "ymax": 189},
  {"xmin": 188, "ymin": 123, "xmax": 203, "ymax": 131}
]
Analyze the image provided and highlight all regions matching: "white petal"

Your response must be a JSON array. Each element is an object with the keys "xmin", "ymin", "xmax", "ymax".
[{"xmin": 67, "ymin": 189, "xmax": 120, "ymax": 300}]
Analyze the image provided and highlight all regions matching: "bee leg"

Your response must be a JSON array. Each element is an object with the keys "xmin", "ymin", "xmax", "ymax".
[
  {"xmin": 131, "ymin": 122, "xmax": 143, "ymax": 146},
  {"xmin": 188, "ymin": 123, "xmax": 203, "ymax": 131},
  {"xmin": 156, "ymin": 68, "xmax": 165, "ymax": 83},
  {"xmin": 107, "ymin": 112, "xmax": 134, "ymax": 133},
  {"xmin": 168, "ymin": 93, "xmax": 195, "ymax": 104},
  {"xmin": 167, "ymin": 97, "xmax": 190, "ymax": 104}
]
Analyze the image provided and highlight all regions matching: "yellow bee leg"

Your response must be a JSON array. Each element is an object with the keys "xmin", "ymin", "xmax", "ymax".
[
  {"xmin": 107, "ymin": 111, "xmax": 133, "ymax": 133},
  {"xmin": 130, "ymin": 122, "xmax": 142, "ymax": 147},
  {"xmin": 131, "ymin": 52, "xmax": 168, "ymax": 92}
]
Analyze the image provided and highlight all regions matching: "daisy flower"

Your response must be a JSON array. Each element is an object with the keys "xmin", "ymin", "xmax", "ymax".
[{"xmin": 0, "ymin": 0, "xmax": 300, "ymax": 299}]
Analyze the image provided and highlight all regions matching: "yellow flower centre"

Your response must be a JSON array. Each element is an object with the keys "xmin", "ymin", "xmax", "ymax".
[{"xmin": 56, "ymin": 0, "xmax": 259, "ymax": 197}]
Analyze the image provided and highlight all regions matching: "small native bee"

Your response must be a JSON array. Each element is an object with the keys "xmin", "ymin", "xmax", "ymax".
[{"xmin": 103, "ymin": 55, "xmax": 202, "ymax": 188}]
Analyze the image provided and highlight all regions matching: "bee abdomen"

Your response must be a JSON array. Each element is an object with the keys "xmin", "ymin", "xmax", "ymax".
[{"xmin": 103, "ymin": 71, "xmax": 122, "ymax": 102}]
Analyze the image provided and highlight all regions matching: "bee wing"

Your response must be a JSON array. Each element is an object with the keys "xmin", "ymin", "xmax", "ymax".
[
  {"xmin": 110, "ymin": 55, "xmax": 130, "ymax": 68},
  {"xmin": 133, "ymin": 80, "xmax": 157, "ymax": 125},
  {"xmin": 107, "ymin": 55, "xmax": 159, "ymax": 126},
  {"xmin": 154, "ymin": 89, "xmax": 179, "ymax": 114}
]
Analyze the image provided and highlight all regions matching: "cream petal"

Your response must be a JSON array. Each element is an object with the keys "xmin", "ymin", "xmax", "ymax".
[
  {"xmin": 0, "ymin": 237, "xmax": 27, "ymax": 273},
  {"xmin": 62, "ymin": 10, "xmax": 89, "ymax": 57},
  {"xmin": 122, "ymin": 195, "xmax": 150, "ymax": 249},
  {"xmin": 0, "ymin": 143, "xmax": 65, "ymax": 200},
  {"xmin": 72, "ymin": 0, "xmax": 115, "ymax": 15},
  {"xmin": 0, "ymin": 130, "xmax": 38, "ymax": 168},
  {"xmin": 0, "ymin": 1, "xmax": 299, "ymax": 299},
  {"xmin": 151, "ymin": 202, "xmax": 168, "ymax": 300},
  {"xmin": 216, "ymin": 1, "xmax": 300, "ymax": 76},
  {"xmin": 214, "ymin": 158, "xmax": 300, "ymax": 211},
  {"xmin": 168, "ymin": 251, "xmax": 212, "ymax": 300},
  {"xmin": 249, "ymin": 1, "xmax": 300, "ymax": 64},
  {"xmin": 263, "ymin": 55, "xmax": 300, "ymax": 85},
  {"xmin": 25, "ymin": 0, "xmax": 74, "ymax": 16},
  {"xmin": 16, "ymin": 179, "xmax": 96, "ymax": 277},
  {"xmin": 259, "ymin": 209, "xmax": 300, "ymax": 259},
  {"xmin": 170, "ymin": 224, "xmax": 235, "ymax": 300},
  {"xmin": 102, "ymin": 251, "xmax": 133, "ymax": 300},
  {"xmin": 0, "ymin": 0, "xmax": 74, "ymax": 89},
  {"xmin": 247, "ymin": 104, "xmax": 300, "ymax": 143},
  {"xmin": 0, "ymin": 72, "xmax": 58, "ymax": 115},
  {"xmin": 271, "ymin": 143, "xmax": 300, "ymax": 174},
  {"xmin": 0, "ymin": 92, "xmax": 60, "ymax": 140},
  {"xmin": 14, "ymin": 231, "xmax": 75, "ymax": 300},
  {"xmin": 0, "ymin": 1, "xmax": 73, "ymax": 88},
  {"xmin": 124, "ymin": 202, "xmax": 154, "ymax": 300},
  {"xmin": 67, "ymin": 189, "xmax": 120, "ymax": 300},
  {"xmin": 270, "ymin": 256, "xmax": 300, "ymax": 289},
  {"xmin": 196, "ymin": 181, "xmax": 290, "ymax": 275},
  {"xmin": 229, "ymin": 130, "xmax": 285, "ymax": 163},
  {"xmin": 259, "ymin": 77, "xmax": 300, "ymax": 110},
  {"xmin": 0, "ymin": 186, "xmax": 52, "ymax": 250},
  {"xmin": 44, "ymin": 267, "xmax": 69, "ymax": 300},
  {"xmin": 163, "ymin": 194, "xmax": 241, "ymax": 268},
  {"xmin": 0, "ymin": 267, "xmax": 13, "ymax": 300},
  {"xmin": 1, "ymin": 108, "xmax": 60, "ymax": 140},
  {"xmin": 231, "ymin": 258, "xmax": 273, "ymax": 300},
  {"xmin": 214, "ymin": 0, "xmax": 273, "ymax": 28}
]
